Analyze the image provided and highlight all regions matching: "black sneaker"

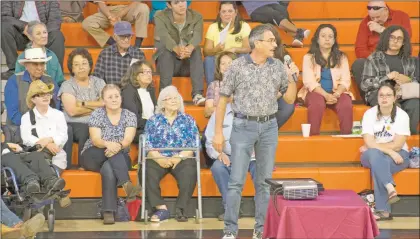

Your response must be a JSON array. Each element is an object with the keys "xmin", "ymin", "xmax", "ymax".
[
  {"xmin": 1, "ymin": 70, "xmax": 14, "ymax": 80},
  {"xmin": 292, "ymin": 28, "xmax": 311, "ymax": 47},
  {"xmin": 26, "ymin": 180, "xmax": 41, "ymax": 195}
]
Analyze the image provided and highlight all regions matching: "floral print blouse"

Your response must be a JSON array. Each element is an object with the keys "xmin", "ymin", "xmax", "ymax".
[{"xmin": 145, "ymin": 113, "xmax": 199, "ymax": 157}]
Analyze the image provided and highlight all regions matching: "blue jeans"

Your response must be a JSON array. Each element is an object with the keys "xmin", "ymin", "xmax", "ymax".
[
  {"xmin": 204, "ymin": 56, "xmax": 216, "ymax": 85},
  {"xmin": 211, "ymin": 159, "xmax": 256, "ymax": 210},
  {"xmin": 224, "ymin": 117, "xmax": 278, "ymax": 234},
  {"xmin": 275, "ymin": 97, "xmax": 295, "ymax": 129},
  {"xmin": 361, "ymin": 148, "xmax": 409, "ymax": 212},
  {"xmin": 1, "ymin": 198, "xmax": 22, "ymax": 227}
]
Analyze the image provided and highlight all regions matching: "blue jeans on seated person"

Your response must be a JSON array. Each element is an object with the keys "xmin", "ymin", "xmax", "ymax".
[
  {"xmin": 224, "ymin": 117, "xmax": 278, "ymax": 234},
  {"xmin": 276, "ymin": 97, "xmax": 295, "ymax": 129},
  {"xmin": 204, "ymin": 56, "xmax": 216, "ymax": 85},
  {"xmin": 211, "ymin": 159, "xmax": 256, "ymax": 210},
  {"xmin": 361, "ymin": 148, "xmax": 409, "ymax": 212},
  {"xmin": 1, "ymin": 198, "xmax": 22, "ymax": 227}
]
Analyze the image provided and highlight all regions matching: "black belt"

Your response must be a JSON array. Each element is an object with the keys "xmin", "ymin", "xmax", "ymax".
[{"xmin": 234, "ymin": 113, "xmax": 276, "ymax": 122}]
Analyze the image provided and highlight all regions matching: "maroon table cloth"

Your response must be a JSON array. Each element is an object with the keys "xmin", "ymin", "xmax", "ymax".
[{"xmin": 263, "ymin": 190, "xmax": 379, "ymax": 239}]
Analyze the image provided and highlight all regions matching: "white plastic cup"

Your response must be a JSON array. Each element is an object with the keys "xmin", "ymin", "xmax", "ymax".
[{"xmin": 301, "ymin": 124, "xmax": 311, "ymax": 137}]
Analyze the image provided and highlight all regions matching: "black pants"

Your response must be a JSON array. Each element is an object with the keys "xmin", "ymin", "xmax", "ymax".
[
  {"xmin": 81, "ymin": 147, "xmax": 131, "ymax": 212},
  {"xmin": 157, "ymin": 48, "xmax": 204, "ymax": 97},
  {"xmin": 1, "ymin": 21, "xmax": 65, "ymax": 70},
  {"xmin": 139, "ymin": 158, "xmax": 197, "ymax": 210},
  {"xmin": 367, "ymin": 93, "xmax": 420, "ymax": 134},
  {"xmin": 1, "ymin": 152, "xmax": 57, "ymax": 188},
  {"xmin": 351, "ymin": 58, "xmax": 367, "ymax": 103},
  {"xmin": 250, "ymin": 3, "xmax": 291, "ymax": 25},
  {"xmin": 65, "ymin": 122, "xmax": 89, "ymax": 167}
]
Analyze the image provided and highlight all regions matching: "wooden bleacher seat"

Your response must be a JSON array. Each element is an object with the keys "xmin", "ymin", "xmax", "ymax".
[
  {"xmin": 60, "ymin": 19, "xmax": 420, "ymax": 48},
  {"xmin": 82, "ymin": 1, "xmax": 420, "ymax": 21},
  {"xmin": 61, "ymin": 167, "xmax": 419, "ymax": 198}
]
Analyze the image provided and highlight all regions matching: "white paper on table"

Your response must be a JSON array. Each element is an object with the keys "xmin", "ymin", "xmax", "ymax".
[
  {"xmin": 130, "ymin": 58, "xmax": 140, "ymax": 66},
  {"xmin": 218, "ymin": 20, "xmax": 231, "ymax": 45}
]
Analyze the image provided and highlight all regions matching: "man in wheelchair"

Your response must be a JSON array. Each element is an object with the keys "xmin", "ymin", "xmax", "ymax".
[{"xmin": 1, "ymin": 131, "xmax": 66, "ymax": 198}]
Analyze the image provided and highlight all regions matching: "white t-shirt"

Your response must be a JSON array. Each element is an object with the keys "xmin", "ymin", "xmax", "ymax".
[
  {"xmin": 137, "ymin": 88, "xmax": 154, "ymax": 120},
  {"xmin": 361, "ymin": 106, "xmax": 410, "ymax": 151},
  {"xmin": 20, "ymin": 1, "xmax": 40, "ymax": 22}
]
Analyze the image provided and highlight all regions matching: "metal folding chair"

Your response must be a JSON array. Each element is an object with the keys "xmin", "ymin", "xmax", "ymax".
[{"xmin": 137, "ymin": 134, "xmax": 202, "ymax": 224}]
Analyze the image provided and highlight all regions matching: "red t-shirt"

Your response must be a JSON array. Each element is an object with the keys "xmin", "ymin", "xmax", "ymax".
[{"xmin": 355, "ymin": 9, "xmax": 412, "ymax": 59}]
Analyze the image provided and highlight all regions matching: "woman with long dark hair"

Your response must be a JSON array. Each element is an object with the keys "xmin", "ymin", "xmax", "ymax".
[
  {"xmin": 360, "ymin": 80, "xmax": 411, "ymax": 221},
  {"xmin": 298, "ymin": 24, "xmax": 353, "ymax": 135},
  {"xmin": 361, "ymin": 25, "xmax": 418, "ymax": 134},
  {"xmin": 203, "ymin": 1, "xmax": 251, "ymax": 84}
]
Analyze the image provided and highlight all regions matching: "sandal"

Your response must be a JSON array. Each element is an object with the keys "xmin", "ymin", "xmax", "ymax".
[
  {"xmin": 175, "ymin": 208, "xmax": 188, "ymax": 222},
  {"xmin": 387, "ymin": 191, "xmax": 400, "ymax": 205},
  {"xmin": 373, "ymin": 211, "xmax": 393, "ymax": 221},
  {"xmin": 150, "ymin": 209, "xmax": 170, "ymax": 222}
]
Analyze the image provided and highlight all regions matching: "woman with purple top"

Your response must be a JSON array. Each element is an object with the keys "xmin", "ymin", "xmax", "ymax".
[{"xmin": 241, "ymin": 1, "xmax": 309, "ymax": 47}]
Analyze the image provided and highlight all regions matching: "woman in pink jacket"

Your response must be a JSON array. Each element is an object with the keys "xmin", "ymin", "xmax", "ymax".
[{"xmin": 298, "ymin": 24, "xmax": 354, "ymax": 135}]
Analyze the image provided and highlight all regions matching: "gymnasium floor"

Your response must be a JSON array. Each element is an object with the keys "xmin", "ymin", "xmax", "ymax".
[{"xmin": 35, "ymin": 217, "xmax": 420, "ymax": 239}]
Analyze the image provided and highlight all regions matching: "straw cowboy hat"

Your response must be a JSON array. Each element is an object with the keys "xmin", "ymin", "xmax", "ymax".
[
  {"xmin": 18, "ymin": 48, "xmax": 52, "ymax": 64},
  {"xmin": 26, "ymin": 80, "xmax": 54, "ymax": 109}
]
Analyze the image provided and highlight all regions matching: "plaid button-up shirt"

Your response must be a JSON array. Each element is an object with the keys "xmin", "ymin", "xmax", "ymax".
[
  {"xmin": 361, "ymin": 51, "xmax": 417, "ymax": 101},
  {"xmin": 93, "ymin": 44, "xmax": 145, "ymax": 85}
]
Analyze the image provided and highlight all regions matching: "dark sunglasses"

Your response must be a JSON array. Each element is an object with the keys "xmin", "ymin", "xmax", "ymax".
[{"xmin": 367, "ymin": 6, "xmax": 385, "ymax": 11}]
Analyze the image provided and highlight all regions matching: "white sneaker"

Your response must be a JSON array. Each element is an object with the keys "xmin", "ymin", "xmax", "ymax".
[
  {"xmin": 252, "ymin": 230, "xmax": 263, "ymax": 239},
  {"xmin": 193, "ymin": 94, "xmax": 206, "ymax": 106},
  {"xmin": 222, "ymin": 232, "xmax": 236, "ymax": 239}
]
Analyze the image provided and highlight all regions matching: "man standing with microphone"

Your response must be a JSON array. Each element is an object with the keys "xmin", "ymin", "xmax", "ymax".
[{"xmin": 213, "ymin": 24, "xmax": 299, "ymax": 239}]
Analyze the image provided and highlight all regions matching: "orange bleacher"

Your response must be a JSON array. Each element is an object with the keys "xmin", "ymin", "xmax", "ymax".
[{"xmin": 39, "ymin": 1, "xmax": 420, "ymax": 200}]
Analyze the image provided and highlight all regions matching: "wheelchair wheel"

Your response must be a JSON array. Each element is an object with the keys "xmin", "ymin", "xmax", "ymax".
[
  {"xmin": 48, "ymin": 209, "xmax": 55, "ymax": 232},
  {"xmin": 23, "ymin": 208, "xmax": 31, "ymax": 222}
]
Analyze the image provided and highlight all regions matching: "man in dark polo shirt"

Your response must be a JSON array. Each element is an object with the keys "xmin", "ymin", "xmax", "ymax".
[{"xmin": 213, "ymin": 24, "xmax": 299, "ymax": 239}]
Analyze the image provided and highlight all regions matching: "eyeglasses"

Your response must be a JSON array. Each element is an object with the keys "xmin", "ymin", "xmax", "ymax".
[
  {"xmin": 163, "ymin": 97, "xmax": 178, "ymax": 102},
  {"xmin": 72, "ymin": 62, "xmax": 89, "ymax": 68},
  {"xmin": 367, "ymin": 6, "xmax": 385, "ymax": 11},
  {"xmin": 379, "ymin": 94, "xmax": 394, "ymax": 99},
  {"xmin": 33, "ymin": 93, "xmax": 51, "ymax": 98},
  {"xmin": 139, "ymin": 70, "xmax": 152, "ymax": 75},
  {"xmin": 389, "ymin": 35, "xmax": 404, "ymax": 42},
  {"xmin": 258, "ymin": 38, "xmax": 276, "ymax": 44},
  {"xmin": 118, "ymin": 35, "xmax": 132, "ymax": 41}
]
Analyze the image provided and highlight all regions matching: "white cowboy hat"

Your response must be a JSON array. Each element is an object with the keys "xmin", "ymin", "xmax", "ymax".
[{"xmin": 18, "ymin": 48, "xmax": 52, "ymax": 64}]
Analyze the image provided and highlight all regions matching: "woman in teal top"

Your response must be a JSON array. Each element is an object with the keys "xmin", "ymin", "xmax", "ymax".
[{"xmin": 15, "ymin": 21, "xmax": 64, "ymax": 86}]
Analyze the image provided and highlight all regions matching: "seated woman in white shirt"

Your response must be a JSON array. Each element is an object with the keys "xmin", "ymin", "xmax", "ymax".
[
  {"xmin": 121, "ymin": 60, "xmax": 156, "ymax": 143},
  {"xmin": 360, "ymin": 80, "xmax": 411, "ymax": 221},
  {"xmin": 20, "ymin": 80, "xmax": 68, "ymax": 172}
]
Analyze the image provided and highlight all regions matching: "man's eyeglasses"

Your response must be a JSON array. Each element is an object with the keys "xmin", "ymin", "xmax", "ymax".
[
  {"xmin": 367, "ymin": 6, "xmax": 385, "ymax": 11},
  {"xmin": 118, "ymin": 35, "xmax": 132, "ymax": 41}
]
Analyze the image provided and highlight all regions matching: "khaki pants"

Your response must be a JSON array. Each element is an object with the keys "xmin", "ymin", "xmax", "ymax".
[{"xmin": 82, "ymin": 3, "xmax": 149, "ymax": 47}]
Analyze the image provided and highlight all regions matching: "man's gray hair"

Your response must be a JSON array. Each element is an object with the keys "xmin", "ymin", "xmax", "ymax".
[
  {"xmin": 27, "ymin": 21, "xmax": 47, "ymax": 36},
  {"xmin": 155, "ymin": 85, "xmax": 185, "ymax": 114},
  {"xmin": 249, "ymin": 24, "xmax": 273, "ymax": 50}
]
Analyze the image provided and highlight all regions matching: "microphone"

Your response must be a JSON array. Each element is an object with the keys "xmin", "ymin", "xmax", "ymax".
[{"xmin": 283, "ymin": 55, "xmax": 298, "ymax": 82}]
